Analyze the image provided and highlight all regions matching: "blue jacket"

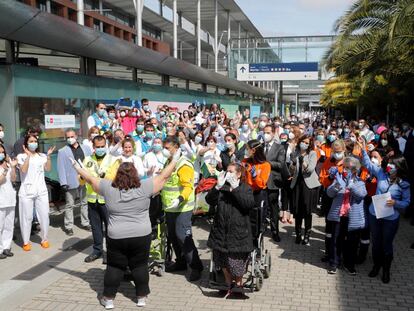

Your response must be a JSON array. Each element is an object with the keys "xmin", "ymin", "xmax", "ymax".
[
  {"xmin": 57, "ymin": 144, "xmax": 92, "ymax": 190},
  {"xmin": 327, "ymin": 177, "xmax": 367, "ymax": 231},
  {"xmin": 361, "ymin": 150, "xmax": 411, "ymax": 220}
]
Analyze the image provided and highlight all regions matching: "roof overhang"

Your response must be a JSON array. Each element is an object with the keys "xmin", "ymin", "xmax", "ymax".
[{"xmin": 0, "ymin": 0, "xmax": 268, "ymax": 97}]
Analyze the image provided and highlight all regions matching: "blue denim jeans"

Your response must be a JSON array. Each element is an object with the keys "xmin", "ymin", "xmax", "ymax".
[
  {"xmin": 166, "ymin": 211, "xmax": 203, "ymax": 270},
  {"xmin": 88, "ymin": 202, "xmax": 108, "ymax": 256}
]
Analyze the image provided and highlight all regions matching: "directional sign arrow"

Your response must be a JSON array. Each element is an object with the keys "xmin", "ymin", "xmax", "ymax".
[{"xmin": 240, "ymin": 66, "xmax": 246, "ymax": 73}]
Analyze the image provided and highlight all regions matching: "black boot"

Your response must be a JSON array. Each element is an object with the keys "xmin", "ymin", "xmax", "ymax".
[
  {"xmin": 302, "ymin": 231, "xmax": 310, "ymax": 245},
  {"xmin": 295, "ymin": 229, "xmax": 302, "ymax": 244},
  {"xmin": 382, "ymin": 255, "xmax": 393, "ymax": 284},
  {"xmin": 368, "ymin": 253, "xmax": 382, "ymax": 278},
  {"xmin": 357, "ymin": 243, "xmax": 369, "ymax": 264}
]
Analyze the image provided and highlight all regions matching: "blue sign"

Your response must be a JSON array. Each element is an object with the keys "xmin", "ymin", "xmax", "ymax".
[{"xmin": 249, "ymin": 62, "xmax": 318, "ymax": 73}]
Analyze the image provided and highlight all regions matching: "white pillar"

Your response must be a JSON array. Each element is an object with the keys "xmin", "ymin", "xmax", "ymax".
[
  {"xmin": 173, "ymin": 0, "xmax": 178, "ymax": 58},
  {"xmin": 135, "ymin": 0, "xmax": 143, "ymax": 46},
  {"xmin": 295, "ymin": 93, "xmax": 299, "ymax": 115},
  {"xmin": 238, "ymin": 22, "xmax": 241, "ymax": 61},
  {"xmin": 98, "ymin": 0, "xmax": 103, "ymax": 32},
  {"xmin": 46, "ymin": 0, "xmax": 51, "ymax": 12},
  {"xmin": 226, "ymin": 10, "xmax": 231, "ymax": 71},
  {"xmin": 214, "ymin": 0, "xmax": 218, "ymax": 72},
  {"xmin": 197, "ymin": 0, "xmax": 201, "ymax": 66},
  {"xmin": 77, "ymin": 0, "xmax": 84, "ymax": 25}
]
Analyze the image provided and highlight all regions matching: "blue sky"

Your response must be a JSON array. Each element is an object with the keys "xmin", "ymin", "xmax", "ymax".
[{"xmin": 236, "ymin": 0, "xmax": 356, "ymax": 36}]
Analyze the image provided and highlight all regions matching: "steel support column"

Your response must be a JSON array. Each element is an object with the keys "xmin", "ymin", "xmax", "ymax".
[
  {"xmin": 295, "ymin": 93, "xmax": 299, "ymax": 115},
  {"xmin": 197, "ymin": 0, "xmax": 201, "ymax": 67},
  {"xmin": 214, "ymin": 0, "xmax": 218, "ymax": 72},
  {"xmin": 173, "ymin": 0, "xmax": 177, "ymax": 58},
  {"xmin": 135, "ymin": 0, "xmax": 143, "ymax": 46},
  {"xmin": 5, "ymin": 40, "xmax": 15, "ymax": 64}
]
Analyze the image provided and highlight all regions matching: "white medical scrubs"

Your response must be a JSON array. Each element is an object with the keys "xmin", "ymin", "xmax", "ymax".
[{"xmin": 0, "ymin": 166, "xmax": 16, "ymax": 252}]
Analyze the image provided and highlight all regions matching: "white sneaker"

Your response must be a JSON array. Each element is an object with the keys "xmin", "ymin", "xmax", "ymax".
[
  {"xmin": 100, "ymin": 297, "xmax": 114, "ymax": 309},
  {"xmin": 137, "ymin": 297, "xmax": 146, "ymax": 307}
]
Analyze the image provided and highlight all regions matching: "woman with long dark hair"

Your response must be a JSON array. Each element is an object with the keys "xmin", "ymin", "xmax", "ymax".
[
  {"xmin": 72, "ymin": 150, "xmax": 181, "ymax": 309},
  {"xmin": 290, "ymin": 135, "xmax": 320, "ymax": 245},
  {"xmin": 358, "ymin": 137, "xmax": 410, "ymax": 284}
]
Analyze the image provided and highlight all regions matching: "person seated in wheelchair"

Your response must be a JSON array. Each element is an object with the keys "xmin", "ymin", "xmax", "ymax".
[{"xmin": 206, "ymin": 162, "xmax": 255, "ymax": 296}]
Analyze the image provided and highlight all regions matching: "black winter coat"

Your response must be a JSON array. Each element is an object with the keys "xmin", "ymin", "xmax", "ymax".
[{"xmin": 206, "ymin": 183, "xmax": 255, "ymax": 253}]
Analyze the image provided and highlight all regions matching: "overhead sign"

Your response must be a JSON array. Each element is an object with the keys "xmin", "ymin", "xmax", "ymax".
[
  {"xmin": 45, "ymin": 115, "xmax": 75, "ymax": 129},
  {"xmin": 237, "ymin": 62, "xmax": 319, "ymax": 81}
]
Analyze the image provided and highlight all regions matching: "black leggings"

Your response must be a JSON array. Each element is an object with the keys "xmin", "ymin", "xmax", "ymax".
[{"xmin": 104, "ymin": 235, "xmax": 151, "ymax": 298}]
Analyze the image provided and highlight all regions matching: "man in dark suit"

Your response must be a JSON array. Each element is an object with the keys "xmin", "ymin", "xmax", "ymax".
[{"xmin": 263, "ymin": 125, "xmax": 287, "ymax": 242}]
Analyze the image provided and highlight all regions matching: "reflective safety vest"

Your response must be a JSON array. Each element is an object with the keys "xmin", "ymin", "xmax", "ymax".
[
  {"xmin": 83, "ymin": 154, "xmax": 113, "ymax": 204},
  {"xmin": 161, "ymin": 157, "xmax": 195, "ymax": 213}
]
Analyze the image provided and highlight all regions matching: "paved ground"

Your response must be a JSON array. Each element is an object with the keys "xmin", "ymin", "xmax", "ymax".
[{"xmin": 2, "ymin": 210, "xmax": 414, "ymax": 311}]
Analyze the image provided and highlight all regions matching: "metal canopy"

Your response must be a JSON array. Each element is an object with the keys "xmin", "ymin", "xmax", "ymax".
[
  {"xmin": 0, "ymin": 0, "xmax": 268, "ymax": 96},
  {"xmin": 105, "ymin": 0, "xmax": 263, "ymax": 47}
]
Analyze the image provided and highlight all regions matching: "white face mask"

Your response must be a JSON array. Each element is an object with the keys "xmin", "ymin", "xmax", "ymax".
[
  {"xmin": 194, "ymin": 136, "xmax": 202, "ymax": 144},
  {"xmin": 288, "ymin": 132, "xmax": 295, "ymax": 140},
  {"xmin": 259, "ymin": 121, "xmax": 267, "ymax": 129},
  {"xmin": 264, "ymin": 133, "xmax": 273, "ymax": 143},
  {"xmin": 91, "ymin": 133, "xmax": 99, "ymax": 140},
  {"xmin": 162, "ymin": 148, "xmax": 171, "ymax": 158},
  {"xmin": 371, "ymin": 157, "xmax": 380, "ymax": 166},
  {"xmin": 0, "ymin": 131, "xmax": 4, "ymax": 139},
  {"xmin": 333, "ymin": 152, "xmax": 344, "ymax": 161},
  {"xmin": 207, "ymin": 141, "xmax": 215, "ymax": 148}
]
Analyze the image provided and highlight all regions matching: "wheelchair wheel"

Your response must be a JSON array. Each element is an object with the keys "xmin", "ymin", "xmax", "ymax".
[
  {"xmin": 254, "ymin": 269, "xmax": 264, "ymax": 291},
  {"xmin": 263, "ymin": 250, "xmax": 271, "ymax": 279}
]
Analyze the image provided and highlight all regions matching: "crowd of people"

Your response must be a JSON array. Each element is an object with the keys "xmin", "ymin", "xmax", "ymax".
[{"xmin": 0, "ymin": 99, "xmax": 413, "ymax": 308}]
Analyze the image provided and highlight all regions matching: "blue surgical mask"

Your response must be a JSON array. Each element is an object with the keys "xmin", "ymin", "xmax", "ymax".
[
  {"xmin": 146, "ymin": 132, "xmax": 154, "ymax": 139},
  {"xmin": 374, "ymin": 134, "xmax": 380, "ymax": 141},
  {"xmin": 225, "ymin": 142, "xmax": 235, "ymax": 150},
  {"xmin": 0, "ymin": 153, "xmax": 5, "ymax": 162},
  {"xmin": 152, "ymin": 144, "xmax": 163, "ymax": 152},
  {"xmin": 108, "ymin": 112, "xmax": 116, "ymax": 119},
  {"xmin": 299, "ymin": 142, "xmax": 309, "ymax": 151},
  {"xmin": 95, "ymin": 147, "xmax": 106, "ymax": 157},
  {"xmin": 28, "ymin": 142, "xmax": 38, "ymax": 151},
  {"xmin": 136, "ymin": 125, "xmax": 144, "ymax": 133},
  {"xmin": 316, "ymin": 135, "xmax": 325, "ymax": 142},
  {"xmin": 194, "ymin": 136, "xmax": 203, "ymax": 144},
  {"xmin": 283, "ymin": 129, "xmax": 290, "ymax": 135},
  {"xmin": 98, "ymin": 109, "xmax": 106, "ymax": 117},
  {"xmin": 327, "ymin": 135, "xmax": 336, "ymax": 143}
]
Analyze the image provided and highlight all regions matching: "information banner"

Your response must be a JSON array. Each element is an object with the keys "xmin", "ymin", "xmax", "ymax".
[
  {"xmin": 237, "ymin": 62, "xmax": 319, "ymax": 81},
  {"xmin": 45, "ymin": 115, "xmax": 75, "ymax": 129}
]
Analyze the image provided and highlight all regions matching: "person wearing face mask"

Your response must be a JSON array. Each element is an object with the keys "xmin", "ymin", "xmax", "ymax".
[
  {"xmin": 358, "ymin": 119, "xmax": 374, "ymax": 142},
  {"xmin": 220, "ymin": 133, "xmax": 246, "ymax": 172},
  {"xmin": 358, "ymin": 137, "xmax": 411, "ymax": 283},
  {"xmin": 239, "ymin": 120, "xmax": 253, "ymax": 143},
  {"xmin": 198, "ymin": 136, "xmax": 222, "ymax": 179},
  {"xmin": 106, "ymin": 107, "xmax": 120, "ymax": 132},
  {"xmin": 377, "ymin": 130, "xmax": 401, "ymax": 158},
  {"xmin": 106, "ymin": 137, "xmax": 146, "ymax": 180},
  {"xmin": 279, "ymin": 132, "xmax": 295, "ymax": 225},
  {"xmin": 108, "ymin": 129, "xmax": 125, "ymax": 157},
  {"xmin": 242, "ymin": 140, "xmax": 271, "ymax": 229},
  {"xmin": 57, "ymin": 129, "xmax": 92, "ymax": 236},
  {"xmin": 17, "ymin": 135, "xmax": 55, "ymax": 251},
  {"xmin": 391, "ymin": 125, "xmax": 406, "ymax": 154},
  {"xmin": 139, "ymin": 98, "xmax": 152, "ymax": 117},
  {"xmin": 206, "ymin": 163, "xmax": 255, "ymax": 298},
  {"xmin": 161, "ymin": 136, "xmax": 203, "ymax": 281},
  {"xmin": 87, "ymin": 102, "xmax": 109, "ymax": 131},
  {"xmin": 319, "ymin": 140, "xmax": 346, "ymax": 259},
  {"xmin": 83, "ymin": 126, "xmax": 100, "ymax": 152},
  {"xmin": 0, "ymin": 124, "xmax": 11, "ymax": 155},
  {"xmin": 321, "ymin": 129, "xmax": 338, "ymax": 160},
  {"xmin": 263, "ymin": 125, "xmax": 288, "ymax": 242},
  {"xmin": 177, "ymin": 130, "xmax": 196, "ymax": 162},
  {"xmin": 289, "ymin": 135, "xmax": 320, "ymax": 245},
  {"xmin": 325, "ymin": 157, "xmax": 367, "ymax": 275},
  {"xmin": 0, "ymin": 145, "xmax": 17, "ymax": 259},
  {"xmin": 118, "ymin": 107, "xmax": 135, "ymax": 135},
  {"xmin": 82, "ymin": 135, "xmax": 113, "ymax": 263},
  {"xmin": 130, "ymin": 118, "xmax": 146, "ymax": 141}
]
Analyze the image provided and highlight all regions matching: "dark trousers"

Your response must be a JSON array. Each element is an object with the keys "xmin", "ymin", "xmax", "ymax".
[
  {"xmin": 104, "ymin": 235, "xmax": 151, "ymax": 297},
  {"xmin": 280, "ymin": 186, "xmax": 293, "ymax": 212},
  {"xmin": 166, "ymin": 211, "xmax": 203, "ymax": 270},
  {"xmin": 88, "ymin": 201, "xmax": 108, "ymax": 256},
  {"xmin": 267, "ymin": 189, "xmax": 280, "ymax": 235},
  {"xmin": 369, "ymin": 213, "xmax": 399, "ymax": 266},
  {"xmin": 295, "ymin": 213, "xmax": 312, "ymax": 236},
  {"xmin": 327, "ymin": 218, "xmax": 361, "ymax": 269}
]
